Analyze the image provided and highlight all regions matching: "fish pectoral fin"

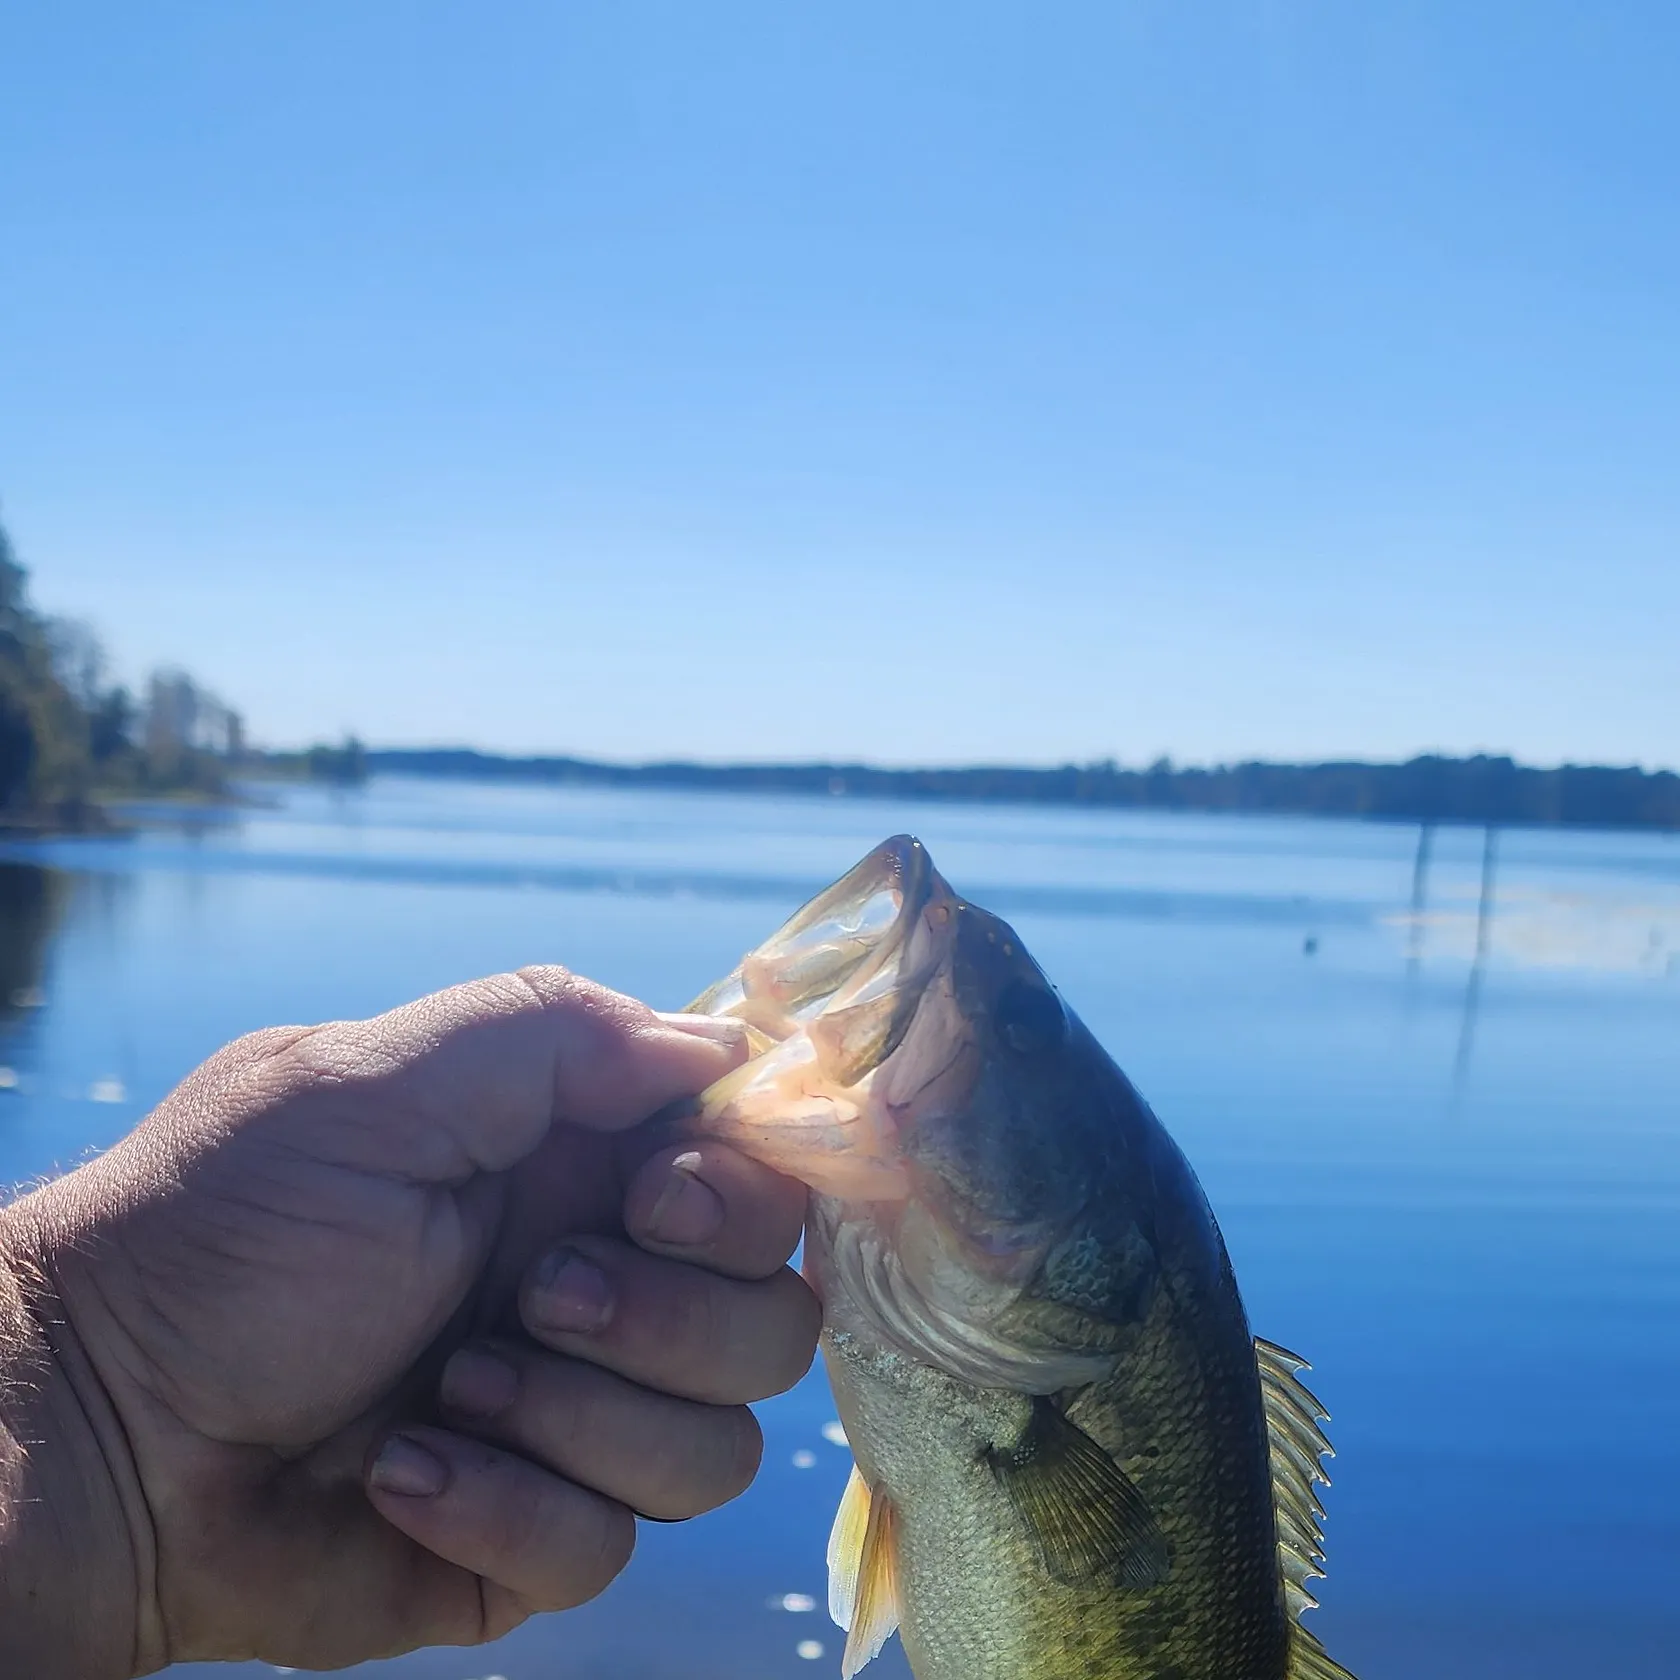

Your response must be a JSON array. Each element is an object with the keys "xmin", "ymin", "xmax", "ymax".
[
  {"xmin": 988, "ymin": 1396, "xmax": 1171, "ymax": 1590},
  {"xmin": 826, "ymin": 1464, "xmax": 902, "ymax": 1679}
]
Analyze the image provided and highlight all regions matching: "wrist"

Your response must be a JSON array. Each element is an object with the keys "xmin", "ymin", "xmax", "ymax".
[{"xmin": 0, "ymin": 1187, "xmax": 157, "ymax": 1678}]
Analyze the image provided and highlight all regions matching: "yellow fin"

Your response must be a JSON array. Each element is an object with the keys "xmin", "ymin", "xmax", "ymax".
[
  {"xmin": 1255, "ymin": 1338, "xmax": 1360, "ymax": 1680},
  {"xmin": 825, "ymin": 1468, "xmax": 902, "ymax": 1680},
  {"xmin": 826, "ymin": 1463, "xmax": 873, "ymax": 1631}
]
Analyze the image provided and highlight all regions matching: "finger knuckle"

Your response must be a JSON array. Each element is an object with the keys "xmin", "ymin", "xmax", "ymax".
[
  {"xmin": 483, "ymin": 1471, "xmax": 547, "ymax": 1562},
  {"xmin": 647, "ymin": 1404, "xmax": 762, "ymax": 1516},
  {"xmin": 763, "ymin": 1274, "xmax": 824, "ymax": 1394},
  {"xmin": 236, "ymin": 1023, "xmax": 318, "ymax": 1062},
  {"xmin": 478, "ymin": 1581, "xmax": 533, "ymax": 1643},
  {"xmin": 718, "ymin": 1404, "xmax": 764, "ymax": 1501},
  {"xmin": 492, "ymin": 966, "xmax": 574, "ymax": 1014},
  {"xmin": 261, "ymin": 1019, "xmax": 401, "ymax": 1088},
  {"xmin": 632, "ymin": 1262, "xmax": 732, "ymax": 1370},
  {"xmin": 542, "ymin": 1370, "xmax": 600, "ymax": 1465},
  {"xmin": 196, "ymin": 1024, "xmax": 319, "ymax": 1094},
  {"xmin": 678, "ymin": 1273, "xmax": 736, "ymax": 1358},
  {"xmin": 561, "ymin": 1498, "xmax": 637, "ymax": 1605}
]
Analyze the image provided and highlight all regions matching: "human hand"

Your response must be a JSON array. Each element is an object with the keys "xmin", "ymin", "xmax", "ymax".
[{"xmin": 0, "ymin": 968, "xmax": 817, "ymax": 1676}]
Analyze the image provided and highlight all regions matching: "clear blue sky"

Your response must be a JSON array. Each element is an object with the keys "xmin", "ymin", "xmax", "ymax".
[{"xmin": 3, "ymin": 3, "xmax": 1677, "ymax": 767}]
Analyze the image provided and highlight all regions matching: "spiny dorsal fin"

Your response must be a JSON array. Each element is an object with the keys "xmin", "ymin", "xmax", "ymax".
[
  {"xmin": 1255, "ymin": 1338, "xmax": 1360, "ymax": 1680},
  {"xmin": 826, "ymin": 1463, "xmax": 902, "ymax": 1679},
  {"xmin": 988, "ymin": 1395, "xmax": 1171, "ymax": 1590},
  {"xmin": 1289, "ymin": 1629, "xmax": 1360, "ymax": 1680}
]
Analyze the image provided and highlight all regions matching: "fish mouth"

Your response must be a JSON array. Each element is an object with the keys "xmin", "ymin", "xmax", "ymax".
[
  {"xmin": 685, "ymin": 835, "xmax": 962, "ymax": 1199},
  {"xmin": 686, "ymin": 838, "xmax": 1109, "ymax": 1389},
  {"xmin": 690, "ymin": 834, "xmax": 951, "ymax": 1068}
]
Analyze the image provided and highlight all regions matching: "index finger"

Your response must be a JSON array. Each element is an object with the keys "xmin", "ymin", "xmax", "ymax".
[{"xmin": 264, "ymin": 967, "xmax": 749, "ymax": 1177}]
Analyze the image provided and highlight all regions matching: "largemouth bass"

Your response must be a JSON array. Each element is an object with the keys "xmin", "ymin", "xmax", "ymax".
[{"xmin": 684, "ymin": 836, "xmax": 1355, "ymax": 1680}]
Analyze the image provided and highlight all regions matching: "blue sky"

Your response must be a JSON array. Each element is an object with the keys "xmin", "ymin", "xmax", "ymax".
[{"xmin": 3, "ymin": 3, "xmax": 1677, "ymax": 767}]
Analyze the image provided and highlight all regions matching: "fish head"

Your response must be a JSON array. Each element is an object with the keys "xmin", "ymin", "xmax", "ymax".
[{"xmin": 687, "ymin": 835, "xmax": 1144, "ymax": 1389}]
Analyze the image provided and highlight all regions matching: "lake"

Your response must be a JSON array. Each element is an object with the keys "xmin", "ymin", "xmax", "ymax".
[{"xmin": 1, "ymin": 777, "xmax": 1676, "ymax": 1680}]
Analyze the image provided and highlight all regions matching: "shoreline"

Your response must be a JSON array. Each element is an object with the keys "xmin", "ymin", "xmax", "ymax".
[
  {"xmin": 9, "ymin": 750, "xmax": 1680, "ymax": 839},
  {"xmin": 353, "ymin": 749, "xmax": 1680, "ymax": 835}
]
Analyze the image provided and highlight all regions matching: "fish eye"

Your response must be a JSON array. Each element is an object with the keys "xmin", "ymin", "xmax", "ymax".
[{"xmin": 994, "ymin": 979, "xmax": 1067, "ymax": 1055}]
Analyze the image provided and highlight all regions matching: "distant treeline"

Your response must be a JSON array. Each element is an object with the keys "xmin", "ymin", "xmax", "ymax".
[
  {"xmin": 259, "ymin": 737, "xmax": 370, "ymax": 786},
  {"xmin": 0, "ymin": 515, "xmax": 243, "ymax": 825},
  {"xmin": 366, "ymin": 748, "xmax": 1680, "ymax": 832}
]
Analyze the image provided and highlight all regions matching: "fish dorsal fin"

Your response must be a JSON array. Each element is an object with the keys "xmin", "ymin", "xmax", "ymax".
[
  {"xmin": 988, "ymin": 1396, "xmax": 1171, "ymax": 1590},
  {"xmin": 1255, "ymin": 1338, "xmax": 1360, "ymax": 1680},
  {"xmin": 826, "ymin": 1464, "xmax": 902, "ymax": 1679},
  {"xmin": 1288, "ymin": 1634, "xmax": 1361, "ymax": 1680}
]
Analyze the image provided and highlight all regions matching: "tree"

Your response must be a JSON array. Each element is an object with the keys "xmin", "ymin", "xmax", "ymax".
[
  {"xmin": 89, "ymin": 686, "xmax": 136, "ymax": 763},
  {"xmin": 0, "ymin": 509, "xmax": 241, "ymax": 819},
  {"xmin": 306, "ymin": 735, "xmax": 369, "ymax": 785},
  {"xmin": 46, "ymin": 616, "xmax": 108, "ymax": 710},
  {"xmin": 0, "ymin": 679, "xmax": 35, "ymax": 808}
]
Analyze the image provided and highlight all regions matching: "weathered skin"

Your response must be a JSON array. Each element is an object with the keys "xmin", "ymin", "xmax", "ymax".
[{"xmin": 684, "ymin": 837, "xmax": 1340, "ymax": 1680}]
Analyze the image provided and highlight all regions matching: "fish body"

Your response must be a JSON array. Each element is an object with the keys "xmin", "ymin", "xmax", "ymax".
[{"xmin": 686, "ymin": 837, "xmax": 1353, "ymax": 1680}]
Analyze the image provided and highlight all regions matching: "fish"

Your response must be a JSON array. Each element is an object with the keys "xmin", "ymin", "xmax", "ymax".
[{"xmin": 682, "ymin": 835, "xmax": 1356, "ymax": 1680}]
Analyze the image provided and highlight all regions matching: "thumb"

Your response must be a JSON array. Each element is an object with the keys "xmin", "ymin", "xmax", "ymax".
[{"xmin": 271, "ymin": 966, "xmax": 747, "ymax": 1177}]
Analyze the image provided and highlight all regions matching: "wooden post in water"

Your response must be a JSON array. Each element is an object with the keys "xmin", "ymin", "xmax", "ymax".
[
  {"xmin": 1407, "ymin": 821, "xmax": 1435, "ymax": 984},
  {"xmin": 1454, "ymin": 825, "xmax": 1499, "ymax": 1085}
]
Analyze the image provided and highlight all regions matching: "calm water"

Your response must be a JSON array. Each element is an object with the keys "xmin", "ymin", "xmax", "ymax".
[{"xmin": 1, "ymin": 778, "xmax": 1676, "ymax": 1680}]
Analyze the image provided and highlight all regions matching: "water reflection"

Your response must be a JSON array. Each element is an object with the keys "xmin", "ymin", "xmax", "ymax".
[
  {"xmin": 0, "ymin": 861, "xmax": 61, "ymax": 1069},
  {"xmin": 1404, "ymin": 822, "xmax": 1434, "ymax": 986},
  {"xmin": 1453, "ymin": 826, "xmax": 1499, "ymax": 1086}
]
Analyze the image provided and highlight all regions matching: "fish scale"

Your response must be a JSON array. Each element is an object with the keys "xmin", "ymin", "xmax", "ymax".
[{"xmin": 686, "ymin": 837, "xmax": 1355, "ymax": 1680}]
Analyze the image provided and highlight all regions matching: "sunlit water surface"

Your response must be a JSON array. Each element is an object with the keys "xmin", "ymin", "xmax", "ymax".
[{"xmin": 1, "ymin": 778, "xmax": 1676, "ymax": 1680}]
